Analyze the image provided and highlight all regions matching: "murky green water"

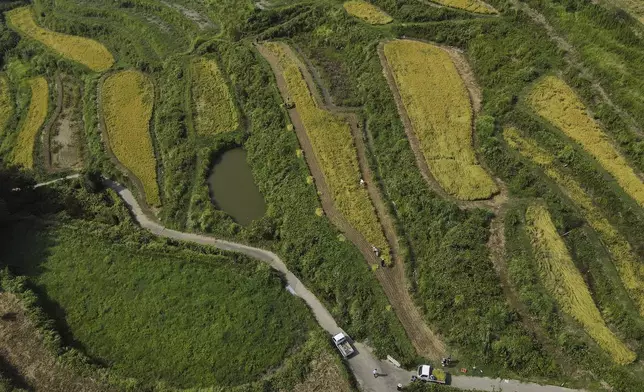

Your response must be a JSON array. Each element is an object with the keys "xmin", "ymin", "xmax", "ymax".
[{"xmin": 207, "ymin": 148, "xmax": 266, "ymax": 226}]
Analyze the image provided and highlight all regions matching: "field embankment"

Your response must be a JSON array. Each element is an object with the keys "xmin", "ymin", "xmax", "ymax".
[
  {"xmin": 101, "ymin": 70, "xmax": 160, "ymax": 206},
  {"xmin": 382, "ymin": 39, "xmax": 497, "ymax": 200},
  {"xmin": 0, "ymin": 75, "xmax": 12, "ymax": 140},
  {"xmin": 505, "ymin": 127, "xmax": 644, "ymax": 316},
  {"xmin": 12, "ymin": 77, "xmax": 48, "ymax": 169},
  {"xmin": 189, "ymin": 57, "xmax": 239, "ymax": 135},
  {"xmin": 260, "ymin": 41, "xmax": 390, "ymax": 262},
  {"xmin": 528, "ymin": 76, "xmax": 644, "ymax": 207},
  {"xmin": 428, "ymin": 0, "xmax": 497, "ymax": 14},
  {"xmin": 525, "ymin": 203, "xmax": 636, "ymax": 365},
  {"xmin": 343, "ymin": 1, "xmax": 393, "ymax": 25},
  {"xmin": 5, "ymin": 6, "xmax": 114, "ymax": 72}
]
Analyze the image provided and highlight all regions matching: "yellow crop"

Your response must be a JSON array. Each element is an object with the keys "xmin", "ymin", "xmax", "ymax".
[
  {"xmin": 0, "ymin": 75, "xmax": 12, "ymax": 139},
  {"xmin": 525, "ymin": 203, "xmax": 636, "ymax": 365},
  {"xmin": 13, "ymin": 77, "xmax": 48, "ymax": 169},
  {"xmin": 429, "ymin": 0, "xmax": 497, "ymax": 14},
  {"xmin": 102, "ymin": 70, "xmax": 160, "ymax": 206},
  {"xmin": 383, "ymin": 40, "xmax": 497, "ymax": 200},
  {"xmin": 505, "ymin": 128, "xmax": 644, "ymax": 316},
  {"xmin": 190, "ymin": 57, "xmax": 239, "ymax": 135},
  {"xmin": 6, "ymin": 7, "xmax": 114, "ymax": 72},
  {"xmin": 529, "ymin": 76, "xmax": 644, "ymax": 207},
  {"xmin": 264, "ymin": 42, "xmax": 390, "ymax": 262},
  {"xmin": 343, "ymin": 1, "xmax": 393, "ymax": 24}
]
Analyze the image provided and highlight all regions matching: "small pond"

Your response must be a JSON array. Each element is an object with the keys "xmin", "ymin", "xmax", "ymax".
[{"xmin": 207, "ymin": 148, "xmax": 266, "ymax": 226}]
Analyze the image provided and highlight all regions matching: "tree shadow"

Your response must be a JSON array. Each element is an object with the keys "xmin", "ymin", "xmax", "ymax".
[{"xmin": 0, "ymin": 355, "xmax": 34, "ymax": 391}]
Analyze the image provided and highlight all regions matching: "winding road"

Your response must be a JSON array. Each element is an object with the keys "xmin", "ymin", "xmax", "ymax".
[{"xmin": 36, "ymin": 174, "xmax": 584, "ymax": 392}]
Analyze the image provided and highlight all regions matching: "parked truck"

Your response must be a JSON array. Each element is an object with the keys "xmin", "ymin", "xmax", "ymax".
[
  {"xmin": 332, "ymin": 332, "xmax": 355, "ymax": 358},
  {"xmin": 414, "ymin": 364, "xmax": 447, "ymax": 384}
]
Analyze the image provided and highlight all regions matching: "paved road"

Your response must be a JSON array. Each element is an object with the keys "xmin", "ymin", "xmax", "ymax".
[{"xmin": 36, "ymin": 176, "xmax": 585, "ymax": 392}]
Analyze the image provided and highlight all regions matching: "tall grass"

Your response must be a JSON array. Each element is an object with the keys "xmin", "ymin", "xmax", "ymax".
[
  {"xmin": 102, "ymin": 70, "xmax": 160, "ymax": 206},
  {"xmin": 343, "ymin": 1, "xmax": 393, "ymax": 25},
  {"xmin": 383, "ymin": 39, "xmax": 497, "ymax": 200},
  {"xmin": 528, "ymin": 76, "xmax": 644, "ymax": 207},
  {"xmin": 0, "ymin": 75, "xmax": 12, "ymax": 140},
  {"xmin": 525, "ymin": 203, "xmax": 636, "ymax": 365},
  {"xmin": 429, "ymin": 0, "xmax": 497, "ymax": 14},
  {"xmin": 505, "ymin": 128, "xmax": 644, "ymax": 316},
  {"xmin": 190, "ymin": 57, "xmax": 239, "ymax": 135},
  {"xmin": 12, "ymin": 77, "xmax": 48, "ymax": 169},
  {"xmin": 263, "ymin": 42, "xmax": 390, "ymax": 262},
  {"xmin": 5, "ymin": 6, "xmax": 114, "ymax": 72}
]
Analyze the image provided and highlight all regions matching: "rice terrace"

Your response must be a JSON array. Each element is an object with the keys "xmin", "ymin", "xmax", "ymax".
[{"xmin": 1, "ymin": 0, "xmax": 644, "ymax": 392}]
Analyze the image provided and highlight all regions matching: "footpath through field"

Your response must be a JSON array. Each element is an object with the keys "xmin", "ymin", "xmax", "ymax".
[{"xmin": 35, "ymin": 175, "xmax": 584, "ymax": 392}]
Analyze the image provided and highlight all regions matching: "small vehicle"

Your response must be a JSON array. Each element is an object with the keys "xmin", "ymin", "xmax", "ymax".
[
  {"xmin": 416, "ymin": 364, "xmax": 447, "ymax": 384},
  {"xmin": 332, "ymin": 332, "xmax": 355, "ymax": 358}
]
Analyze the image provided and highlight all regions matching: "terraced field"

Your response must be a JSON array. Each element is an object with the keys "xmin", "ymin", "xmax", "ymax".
[
  {"xmin": 505, "ymin": 127, "xmax": 644, "ymax": 316},
  {"xmin": 429, "ymin": 0, "xmax": 497, "ymax": 14},
  {"xmin": 343, "ymin": 1, "xmax": 393, "ymax": 25},
  {"xmin": 382, "ymin": 39, "xmax": 498, "ymax": 200},
  {"xmin": 12, "ymin": 77, "xmax": 48, "ymax": 169},
  {"xmin": 190, "ymin": 57, "xmax": 239, "ymax": 135},
  {"xmin": 529, "ymin": 76, "xmax": 644, "ymax": 207},
  {"xmin": 525, "ymin": 203, "xmax": 636, "ymax": 365},
  {"xmin": 261, "ymin": 41, "xmax": 390, "ymax": 262},
  {"xmin": 5, "ymin": 6, "xmax": 114, "ymax": 72},
  {"xmin": 0, "ymin": 75, "xmax": 11, "ymax": 139},
  {"xmin": 101, "ymin": 70, "xmax": 159, "ymax": 206}
]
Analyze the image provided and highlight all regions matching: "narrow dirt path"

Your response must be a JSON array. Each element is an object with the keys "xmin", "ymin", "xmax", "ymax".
[{"xmin": 257, "ymin": 42, "xmax": 446, "ymax": 361}]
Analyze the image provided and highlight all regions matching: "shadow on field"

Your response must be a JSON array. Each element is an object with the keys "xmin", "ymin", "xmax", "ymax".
[{"xmin": 0, "ymin": 355, "xmax": 34, "ymax": 391}]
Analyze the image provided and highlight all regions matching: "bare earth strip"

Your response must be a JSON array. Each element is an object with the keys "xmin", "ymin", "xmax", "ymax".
[
  {"xmin": 257, "ymin": 42, "xmax": 446, "ymax": 361},
  {"xmin": 0, "ymin": 292, "xmax": 113, "ymax": 392}
]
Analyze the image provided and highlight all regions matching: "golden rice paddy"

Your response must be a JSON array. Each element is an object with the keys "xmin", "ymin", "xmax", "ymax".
[
  {"xmin": 190, "ymin": 57, "xmax": 239, "ymax": 135},
  {"xmin": 263, "ymin": 42, "xmax": 390, "ymax": 262},
  {"xmin": 12, "ymin": 77, "xmax": 48, "ymax": 169},
  {"xmin": 529, "ymin": 76, "xmax": 644, "ymax": 207},
  {"xmin": 525, "ymin": 203, "xmax": 636, "ymax": 365},
  {"xmin": 6, "ymin": 6, "xmax": 114, "ymax": 72},
  {"xmin": 429, "ymin": 0, "xmax": 497, "ymax": 14},
  {"xmin": 102, "ymin": 70, "xmax": 160, "ymax": 206},
  {"xmin": 343, "ymin": 1, "xmax": 393, "ymax": 25},
  {"xmin": 505, "ymin": 128, "xmax": 644, "ymax": 316},
  {"xmin": 383, "ymin": 40, "xmax": 497, "ymax": 200},
  {"xmin": 0, "ymin": 75, "xmax": 12, "ymax": 139}
]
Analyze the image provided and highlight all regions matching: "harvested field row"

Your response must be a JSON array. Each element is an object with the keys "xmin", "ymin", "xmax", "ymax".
[
  {"xmin": 50, "ymin": 74, "xmax": 83, "ymax": 171},
  {"xmin": 529, "ymin": 76, "xmax": 644, "ymax": 207},
  {"xmin": 12, "ymin": 77, "xmax": 48, "ymax": 169},
  {"xmin": 261, "ymin": 42, "xmax": 390, "ymax": 262},
  {"xmin": 101, "ymin": 70, "xmax": 160, "ymax": 206},
  {"xmin": 429, "ymin": 0, "xmax": 497, "ymax": 14},
  {"xmin": 382, "ymin": 39, "xmax": 497, "ymax": 200},
  {"xmin": 190, "ymin": 57, "xmax": 239, "ymax": 135},
  {"xmin": 525, "ymin": 203, "xmax": 636, "ymax": 365},
  {"xmin": 0, "ymin": 75, "xmax": 12, "ymax": 139},
  {"xmin": 505, "ymin": 127, "xmax": 644, "ymax": 316},
  {"xmin": 343, "ymin": 1, "xmax": 393, "ymax": 25},
  {"xmin": 6, "ymin": 6, "xmax": 114, "ymax": 72}
]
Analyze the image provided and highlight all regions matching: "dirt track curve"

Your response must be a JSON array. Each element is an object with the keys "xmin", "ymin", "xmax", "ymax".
[
  {"xmin": 257, "ymin": 42, "xmax": 446, "ymax": 361},
  {"xmin": 35, "ymin": 175, "xmax": 586, "ymax": 392}
]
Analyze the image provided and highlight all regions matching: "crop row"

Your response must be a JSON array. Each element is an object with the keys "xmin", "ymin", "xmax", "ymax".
[
  {"xmin": 430, "ymin": 0, "xmax": 497, "ymax": 14},
  {"xmin": 343, "ymin": 1, "xmax": 393, "ymax": 25},
  {"xmin": 12, "ymin": 77, "xmax": 48, "ymax": 169},
  {"xmin": 504, "ymin": 127, "xmax": 644, "ymax": 316},
  {"xmin": 263, "ymin": 42, "xmax": 390, "ymax": 261},
  {"xmin": 0, "ymin": 75, "xmax": 11, "ymax": 140},
  {"xmin": 101, "ymin": 70, "xmax": 160, "ymax": 206},
  {"xmin": 383, "ymin": 39, "xmax": 497, "ymax": 200},
  {"xmin": 6, "ymin": 6, "xmax": 114, "ymax": 72},
  {"xmin": 525, "ymin": 203, "xmax": 636, "ymax": 365},
  {"xmin": 529, "ymin": 76, "xmax": 644, "ymax": 207},
  {"xmin": 189, "ymin": 57, "xmax": 239, "ymax": 135}
]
